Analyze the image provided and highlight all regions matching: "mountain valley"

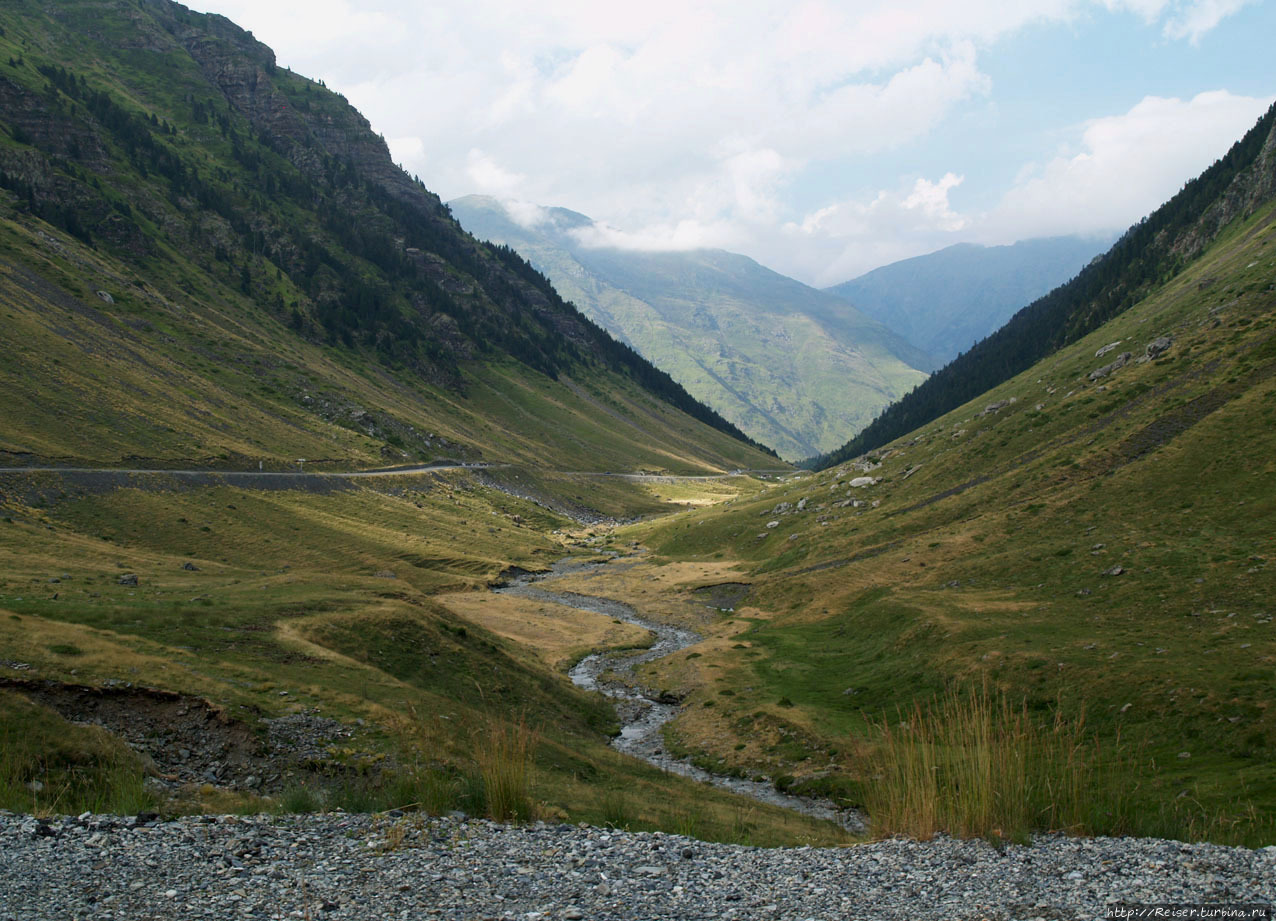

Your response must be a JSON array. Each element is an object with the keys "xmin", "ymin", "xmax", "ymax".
[{"xmin": 0, "ymin": 4, "xmax": 1274, "ymax": 908}]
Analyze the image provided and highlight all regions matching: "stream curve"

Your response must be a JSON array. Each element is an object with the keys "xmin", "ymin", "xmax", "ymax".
[{"xmin": 496, "ymin": 558, "xmax": 866, "ymax": 833}]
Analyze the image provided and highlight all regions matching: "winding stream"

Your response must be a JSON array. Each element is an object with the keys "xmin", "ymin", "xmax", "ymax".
[{"xmin": 496, "ymin": 558, "xmax": 866, "ymax": 833}]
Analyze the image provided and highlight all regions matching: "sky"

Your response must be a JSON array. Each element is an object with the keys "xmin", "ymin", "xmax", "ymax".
[{"xmin": 189, "ymin": 0, "xmax": 1275, "ymax": 286}]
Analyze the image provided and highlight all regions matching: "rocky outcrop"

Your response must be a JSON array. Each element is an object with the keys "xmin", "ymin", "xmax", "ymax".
[{"xmin": 1171, "ymin": 109, "xmax": 1276, "ymax": 261}]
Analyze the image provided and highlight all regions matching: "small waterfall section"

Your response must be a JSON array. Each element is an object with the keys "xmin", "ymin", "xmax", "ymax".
[{"xmin": 495, "ymin": 558, "xmax": 865, "ymax": 833}]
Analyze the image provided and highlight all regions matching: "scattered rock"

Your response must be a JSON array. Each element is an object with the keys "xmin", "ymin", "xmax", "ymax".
[
  {"xmin": 117, "ymin": 573, "xmax": 139, "ymax": 586},
  {"xmin": 181, "ymin": 562, "xmax": 200, "ymax": 572},
  {"xmin": 1095, "ymin": 341, "xmax": 1122, "ymax": 358},
  {"xmin": 848, "ymin": 477, "xmax": 877, "ymax": 488},
  {"xmin": 0, "ymin": 812, "xmax": 1269, "ymax": 918},
  {"xmin": 1144, "ymin": 336, "xmax": 1173, "ymax": 360},
  {"xmin": 1103, "ymin": 566, "xmax": 1125, "ymax": 577},
  {"xmin": 981, "ymin": 397, "xmax": 1017, "ymax": 415},
  {"xmin": 96, "ymin": 290, "xmax": 114, "ymax": 304},
  {"xmin": 1088, "ymin": 353, "xmax": 1131, "ymax": 381},
  {"xmin": 765, "ymin": 520, "xmax": 780, "ymax": 529}
]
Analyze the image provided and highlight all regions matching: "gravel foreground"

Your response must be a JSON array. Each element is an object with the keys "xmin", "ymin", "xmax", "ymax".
[{"xmin": 2, "ymin": 812, "xmax": 1272, "ymax": 921}]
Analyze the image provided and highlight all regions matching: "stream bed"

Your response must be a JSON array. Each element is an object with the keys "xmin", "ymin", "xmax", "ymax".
[{"xmin": 496, "ymin": 558, "xmax": 866, "ymax": 833}]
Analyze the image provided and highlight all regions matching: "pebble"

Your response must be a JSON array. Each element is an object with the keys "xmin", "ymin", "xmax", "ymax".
[{"xmin": 0, "ymin": 813, "xmax": 1272, "ymax": 920}]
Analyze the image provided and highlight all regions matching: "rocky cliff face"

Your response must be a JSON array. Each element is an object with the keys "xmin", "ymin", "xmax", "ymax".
[{"xmin": 1173, "ymin": 107, "xmax": 1276, "ymax": 260}]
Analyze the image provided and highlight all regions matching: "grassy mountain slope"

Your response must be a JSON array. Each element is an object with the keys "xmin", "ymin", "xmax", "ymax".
[
  {"xmin": 0, "ymin": 0, "xmax": 772, "ymax": 474},
  {"xmin": 826, "ymin": 236, "xmax": 1111, "ymax": 364},
  {"xmin": 625, "ymin": 194, "xmax": 1276, "ymax": 843},
  {"xmin": 817, "ymin": 101, "xmax": 1276, "ymax": 469},
  {"xmin": 450, "ymin": 195, "xmax": 930, "ymax": 460}
]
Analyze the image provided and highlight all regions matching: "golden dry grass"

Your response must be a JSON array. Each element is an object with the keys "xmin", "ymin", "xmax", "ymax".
[{"xmin": 435, "ymin": 590, "xmax": 652, "ymax": 671}]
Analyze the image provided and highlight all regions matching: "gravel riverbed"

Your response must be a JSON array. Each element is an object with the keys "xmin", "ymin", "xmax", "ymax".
[{"xmin": 2, "ymin": 812, "xmax": 1272, "ymax": 921}]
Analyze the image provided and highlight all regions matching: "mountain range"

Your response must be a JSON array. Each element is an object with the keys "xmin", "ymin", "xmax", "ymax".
[
  {"xmin": 825, "ymin": 236, "xmax": 1112, "ymax": 364},
  {"xmin": 450, "ymin": 194, "xmax": 930, "ymax": 460}
]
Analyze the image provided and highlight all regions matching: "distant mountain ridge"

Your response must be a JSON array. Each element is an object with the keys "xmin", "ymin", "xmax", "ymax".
[
  {"xmin": 449, "ymin": 195, "xmax": 931, "ymax": 460},
  {"xmin": 826, "ymin": 236, "xmax": 1111, "ymax": 364}
]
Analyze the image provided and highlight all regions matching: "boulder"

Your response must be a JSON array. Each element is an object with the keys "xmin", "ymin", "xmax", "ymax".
[
  {"xmin": 849, "ymin": 476, "xmax": 877, "ymax": 488},
  {"xmin": 1088, "ymin": 353, "xmax": 1131, "ymax": 381},
  {"xmin": 981, "ymin": 398, "xmax": 1017, "ymax": 415},
  {"xmin": 117, "ymin": 573, "xmax": 139, "ymax": 586},
  {"xmin": 1145, "ymin": 336, "xmax": 1173, "ymax": 360}
]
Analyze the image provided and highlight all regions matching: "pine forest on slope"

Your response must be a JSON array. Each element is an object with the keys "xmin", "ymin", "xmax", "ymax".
[{"xmin": 450, "ymin": 194, "xmax": 930, "ymax": 461}]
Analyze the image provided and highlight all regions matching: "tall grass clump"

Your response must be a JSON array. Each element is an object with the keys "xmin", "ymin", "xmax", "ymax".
[
  {"xmin": 0, "ymin": 715, "xmax": 156, "ymax": 816},
  {"xmin": 475, "ymin": 716, "xmax": 536, "ymax": 823},
  {"xmin": 862, "ymin": 684, "xmax": 1119, "ymax": 841}
]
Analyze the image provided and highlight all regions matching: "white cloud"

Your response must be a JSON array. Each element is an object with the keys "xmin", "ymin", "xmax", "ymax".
[
  {"xmin": 903, "ymin": 173, "xmax": 968, "ymax": 232},
  {"xmin": 1101, "ymin": 0, "xmax": 1257, "ymax": 42},
  {"xmin": 501, "ymin": 200, "xmax": 552, "ymax": 230},
  {"xmin": 1162, "ymin": 0, "xmax": 1255, "ymax": 42},
  {"xmin": 779, "ymin": 173, "xmax": 975, "ymax": 284},
  {"xmin": 465, "ymin": 150, "xmax": 526, "ymax": 197},
  {"xmin": 986, "ymin": 90, "xmax": 1274, "ymax": 240},
  {"xmin": 570, "ymin": 219, "xmax": 741, "ymax": 253},
  {"xmin": 188, "ymin": 0, "xmax": 1263, "ymax": 284},
  {"xmin": 387, "ymin": 136, "xmax": 424, "ymax": 169}
]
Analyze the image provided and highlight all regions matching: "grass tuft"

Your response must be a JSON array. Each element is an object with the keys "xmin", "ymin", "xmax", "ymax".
[
  {"xmin": 861, "ymin": 684, "xmax": 1119, "ymax": 841},
  {"xmin": 475, "ymin": 716, "xmax": 536, "ymax": 823}
]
